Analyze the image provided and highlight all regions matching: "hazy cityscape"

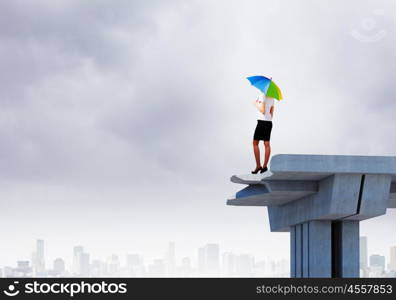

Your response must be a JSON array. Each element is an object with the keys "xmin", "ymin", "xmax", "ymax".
[
  {"xmin": 359, "ymin": 236, "xmax": 396, "ymax": 278},
  {"xmin": 1, "ymin": 236, "xmax": 395, "ymax": 278},
  {"xmin": 0, "ymin": 240, "xmax": 289, "ymax": 278}
]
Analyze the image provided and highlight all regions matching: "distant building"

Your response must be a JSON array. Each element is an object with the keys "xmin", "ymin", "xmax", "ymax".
[
  {"xmin": 31, "ymin": 239, "xmax": 45, "ymax": 276},
  {"xmin": 360, "ymin": 236, "xmax": 368, "ymax": 276},
  {"xmin": 4, "ymin": 266, "xmax": 14, "ymax": 278},
  {"xmin": 90, "ymin": 259, "xmax": 106, "ymax": 277},
  {"xmin": 236, "ymin": 254, "xmax": 255, "ymax": 277},
  {"xmin": 197, "ymin": 247, "xmax": 205, "ymax": 273},
  {"xmin": 107, "ymin": 254, "xmax": 120, "ymax": 276},
  {"xmin": 53, "ymin": 258, "xmax": 65, "ymax": 276},
  {"xmin": 80, "ymin": 253, "xmax": 90, "ymax": 276},
  {"xmin": 165, "ymin": 242, "xmax": 176, "ymax": 276},
  {"xmin": 72, "ymin": 246, "xmax": 90, "ymax": 276},
  {"xmin": 126, "ymin": 254, "xmax": 145, "ymax": 276},
  {"xmin": 205, "ymin": 244, "xmax": 220, "ymax": 275},
  {"xmin": 273, "ymin": 259, "xmax": 289, "ymax": 277},
  {"xmin": 72, "ymin": 246, "xmax": 84, "ymax": 276},
  {"xmin": 390, "ymin": 246, "xmax": 396, "ymax": 272},
  {"xmin": 180, "ymin": 257, "xmax": 192, "ymax": 276},
  {"xmin": 15, "ymin": 261, "xmax": 32, "ymax": 277},
  {"xmin": 254, "ymin": 260, "xmax": 267, "ymax": 276},
  {"xmin": 222, "ymin": 252, "xmax": 237, "ymax": 276},
  {"xmin": 148, "ymin": 259, "xmax": 165, "ymax": 276},
  {"xmin": 369, "ymin": 254, "xmax": 386, "ymax": 276},
  {"xmin": 370, "ymin": 254, "xmax": 385, "ymax": 269}
]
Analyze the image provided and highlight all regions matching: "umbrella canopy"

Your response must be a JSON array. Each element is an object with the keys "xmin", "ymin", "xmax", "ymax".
[{"xmin": 247, "ymin": 75, "xmax": 283, "ymax": 100}]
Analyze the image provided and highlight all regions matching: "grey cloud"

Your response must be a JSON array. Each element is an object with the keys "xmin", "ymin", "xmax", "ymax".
[
  {"xmin": 0, "ymin": 0, "xmax": 163, "ymax": 104},
  {"xmin": 0, "ymin": 0, "xmax": 238, "ymax": 186},
  {"xmin": 1, "ymin": 0, "xmax": 395, "ymax": 187}
]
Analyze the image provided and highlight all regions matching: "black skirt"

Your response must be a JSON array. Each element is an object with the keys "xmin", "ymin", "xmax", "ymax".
[{"xmin": 253, "ymin": 120, "xmax": 272, "ymax": 141}]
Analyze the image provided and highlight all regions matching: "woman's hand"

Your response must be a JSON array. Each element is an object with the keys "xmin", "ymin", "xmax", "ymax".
[{"xmin": 253, "ymin": 99, "xmax": 265, "ymax": 113}]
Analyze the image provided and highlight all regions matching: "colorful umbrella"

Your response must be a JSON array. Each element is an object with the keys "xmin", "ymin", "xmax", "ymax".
[{"xmin": 247, "ymin": 75, "xmax": 283, "ymax": 100}]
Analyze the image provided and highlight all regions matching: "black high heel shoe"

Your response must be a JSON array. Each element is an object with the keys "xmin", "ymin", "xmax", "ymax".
[
  {"xmin": 260, "ymin": 166, "xmax": 268, "ymax": 173},
  {"xmin": 251, "ymin": 166, "xmax": 262, "ymax": 174}
]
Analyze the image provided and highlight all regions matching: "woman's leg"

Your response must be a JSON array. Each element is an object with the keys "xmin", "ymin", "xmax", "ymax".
[
  {"xmin": 263, "ymin": 141, "xmax": 271, "ymax": 168},
  {"xmin": 253, "ymin": 140, "xmax": 261, "ymax": 168}
]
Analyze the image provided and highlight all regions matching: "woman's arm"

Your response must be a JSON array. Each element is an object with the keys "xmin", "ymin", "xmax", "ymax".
[
  {"xmin": 252, "ymin": 99, "xmax": 265, "ymax": 113},
  {"xmin": 270, "ymin": 105, "xmax": 274, "ymax": 117}
]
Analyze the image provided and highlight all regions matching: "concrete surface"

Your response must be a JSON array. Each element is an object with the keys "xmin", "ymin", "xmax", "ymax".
[{"xmin": 227, "ymin": 154, "xmax": 396, "ymax": 277}]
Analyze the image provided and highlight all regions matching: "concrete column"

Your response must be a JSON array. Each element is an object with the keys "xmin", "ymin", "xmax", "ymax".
[
  {"xmin": 290, "ymin": 220, "xmax": 359, "ymax": 278},
  {"xmin": 332, "ymin": 220, "xmax": 360, "ymax": 277},
  {"xmin": 291, "ymin": 220, "xmax": 332, "ymax": 277}
]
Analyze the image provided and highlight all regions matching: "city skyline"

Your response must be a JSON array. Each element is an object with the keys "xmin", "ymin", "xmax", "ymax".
[
  {"xmin": 0, "ymin": 239, "xmax": 289, "ymax": 278},
  {"xmin": 360, "ymin": 236, "xmax": 396, "ymax": 277},
  {"xmin": 1, "ymin": 237, "xmax": 396, "ymax": 278}
]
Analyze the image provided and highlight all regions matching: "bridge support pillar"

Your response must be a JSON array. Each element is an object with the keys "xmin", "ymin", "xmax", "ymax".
[{"xmin": 290, "ymin": 220, "xmax": 359, "ymax": 278}]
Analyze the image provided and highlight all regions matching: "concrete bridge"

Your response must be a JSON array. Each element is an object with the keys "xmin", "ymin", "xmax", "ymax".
[{"xmin": 227, "ymin": 154, "xmax": 396, "ymax": 277}]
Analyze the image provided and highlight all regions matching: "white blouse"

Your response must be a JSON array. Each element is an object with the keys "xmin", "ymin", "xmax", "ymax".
[{"xmin": 257, "ymin": 95, "xmax": 274, "ymax": 121}]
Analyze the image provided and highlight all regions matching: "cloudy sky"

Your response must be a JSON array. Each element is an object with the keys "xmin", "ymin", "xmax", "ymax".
[{"xmin": 0, "ymin": 0, "xmax": 395, "ymax": 270}]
